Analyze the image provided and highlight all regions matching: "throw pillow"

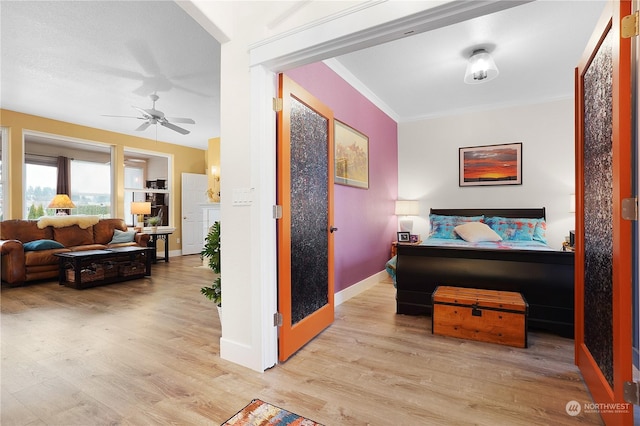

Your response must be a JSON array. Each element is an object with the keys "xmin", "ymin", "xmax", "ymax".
[
  {"xmin": 485, "ymin": 217, "xmax": 538, "ymax": 241},
  {"xmin": 454, "ymin": 222, "xmax": 502, "ymax": 243},
  {"xmin": 533, "ymin": 219, "xmax": 548, "ymax": 244},
  {"xmin": 429, "ymin": 214, "xmax": 484, "ymax": 239},
  {"xmin": 109, "ymin": 229, "xmax": 136, "ymax": 244},
  {"xmin": 23, "ymin": 239, "xmax": 65, "ymax": 251}
]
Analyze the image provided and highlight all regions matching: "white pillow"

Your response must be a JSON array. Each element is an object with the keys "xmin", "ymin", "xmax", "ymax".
[
  {"xmin": 109, "ymin": 229, "xmax": 136, "ymax": 244},
  {"xmin": 454, "ymin": 221, "xmax": 502, "ymax": 243}
]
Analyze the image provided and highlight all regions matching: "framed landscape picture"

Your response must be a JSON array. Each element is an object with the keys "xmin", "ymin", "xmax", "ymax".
[
  {"xmin": 334, "ymin": 120, "xmax": 369, "ymax": 189},
  {"xmin": 459, "ymin": 142, "xmax": 522, "ymax": 187}
]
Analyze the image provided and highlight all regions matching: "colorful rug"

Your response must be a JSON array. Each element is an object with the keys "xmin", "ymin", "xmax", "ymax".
[{"xmin": 222, "ymin": 399, "xmax": 322, "ymax": 425}]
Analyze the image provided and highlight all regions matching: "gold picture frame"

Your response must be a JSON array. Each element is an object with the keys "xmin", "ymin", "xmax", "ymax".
[{"xmin": 334, "ymin": 120, "xmax": 369, "ymax": 189}]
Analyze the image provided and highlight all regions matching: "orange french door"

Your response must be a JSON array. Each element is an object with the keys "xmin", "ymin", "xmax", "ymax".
[
  {"xmin": 575, "ymin": 1, "xmax": 633, "ymax": 424},
  {"xmin": 276, "ymin": 74, "xmax": 335, "ymax": 362}
]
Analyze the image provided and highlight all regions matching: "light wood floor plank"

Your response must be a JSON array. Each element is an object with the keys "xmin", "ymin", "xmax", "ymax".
[{"xmin": 2, "ymin": 255, "xmax": 602, "ymax": 425}]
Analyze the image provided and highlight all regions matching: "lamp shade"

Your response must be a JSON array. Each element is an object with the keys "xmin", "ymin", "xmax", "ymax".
[
  {"xmin": 464, "ymin": 49, "xmax": 499, "ymax": 84},
  {"xmin": 395, "ymin": 200, "xmax": 419, "ymax": 216},
  {"xmin": 131, "ymin": 201, "xmax": 151, "ymax": 215},
  {"xmin": 48, "ymin": 194, "xmax": 76, "ymax": 209}
]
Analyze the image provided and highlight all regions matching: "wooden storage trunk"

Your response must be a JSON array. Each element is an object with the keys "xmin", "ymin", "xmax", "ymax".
[{"xmin": 432, "ymin": 286, "xmax": 528, "ymax": 348}]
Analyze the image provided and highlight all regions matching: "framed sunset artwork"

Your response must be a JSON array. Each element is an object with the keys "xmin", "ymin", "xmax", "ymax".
[{"xmin": 459, "ymin": 142, "xmax": 522, "ymax": 187}]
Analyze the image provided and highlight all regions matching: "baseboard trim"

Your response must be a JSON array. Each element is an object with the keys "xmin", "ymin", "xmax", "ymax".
[
  {"xmin": 220, "ymin": 337, "xmax": 267, "ymax": 372},
  {"xmin": 335, "ymin": 270, "xmax": 388, "ymax": 306}
]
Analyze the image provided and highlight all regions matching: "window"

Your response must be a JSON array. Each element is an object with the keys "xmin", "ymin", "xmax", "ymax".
[
  {"xmin": 25, "ymin": 163, "xmax": 56, "ymax": 218},
  {"xmin": 123, "ymin": 151, "xmax": 170, "ymax": 227},
  {"xmin": 124, "ymin": 165, "xmax": 145, "ymax": 225},
  {"xmin": 0, "ymin": 128, "xmax": 5, "ymax": 220},
  {"xmin": 70, "ymin": 159, "xmax": 111, "ymax": 216},
  {"xmin": 24, "ymin": 137, "xmax": 112, "ymax": 219}
]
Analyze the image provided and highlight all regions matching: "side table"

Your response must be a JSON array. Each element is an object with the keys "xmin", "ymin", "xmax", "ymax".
[
  {"xmin": 390, "ymin": 240, "xmax": 422, "ymax": 257},
  {"xmin": 147, "ymin": 231, "xmax": 173, "ymax": 263}
]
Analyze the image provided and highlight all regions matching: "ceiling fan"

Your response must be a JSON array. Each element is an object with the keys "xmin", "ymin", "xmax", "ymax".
[{"xmin": 105, "ymin": 94, "xmax": 195, "ymax": 135}]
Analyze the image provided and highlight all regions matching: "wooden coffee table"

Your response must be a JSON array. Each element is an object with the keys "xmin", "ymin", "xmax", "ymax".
[{"xmin": 55, "ymin": 247, "xmax": 153, "ymax": 289}]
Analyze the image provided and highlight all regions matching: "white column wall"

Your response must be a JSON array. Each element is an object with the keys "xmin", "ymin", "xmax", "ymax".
[{"xmin": 183, "ymin": 0, "xmax": 515, "ymax": 371}]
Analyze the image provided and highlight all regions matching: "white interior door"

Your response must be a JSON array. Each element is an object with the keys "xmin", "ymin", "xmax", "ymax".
[{"xmin": 181, "ymin": 172, "xmax": 208, "ymax": 255}]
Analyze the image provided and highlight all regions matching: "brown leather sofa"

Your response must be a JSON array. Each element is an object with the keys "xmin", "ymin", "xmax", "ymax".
[{"xmin": 0, "ymin": 218, "xmax": 149, "ymax": 286}]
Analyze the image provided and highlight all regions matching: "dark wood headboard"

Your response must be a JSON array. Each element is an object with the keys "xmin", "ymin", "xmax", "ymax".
[{"xmin": 430, "ymin": 207, "xmax": 546, "ymax": 220}]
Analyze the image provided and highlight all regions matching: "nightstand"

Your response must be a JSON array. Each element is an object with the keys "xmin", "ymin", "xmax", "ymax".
[{"xmin": 391, "ymin": 240, "xmax": 422, "ymax": 257}]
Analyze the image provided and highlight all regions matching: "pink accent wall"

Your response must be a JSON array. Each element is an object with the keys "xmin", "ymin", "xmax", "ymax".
[{"xmin": 286, "ymin": 62, "xmax": 398, "ymax": 293}]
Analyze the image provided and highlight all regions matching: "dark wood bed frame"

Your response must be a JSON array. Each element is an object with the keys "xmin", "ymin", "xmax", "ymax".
[{"xmin": 395, "ymin": 208, "xmax": 575, "ymax": 338}]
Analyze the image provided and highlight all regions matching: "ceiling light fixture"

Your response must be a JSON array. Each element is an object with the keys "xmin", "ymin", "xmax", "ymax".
[{"xmin": 464, "ymin": 49, "xmax": 499, "ymax": 84}]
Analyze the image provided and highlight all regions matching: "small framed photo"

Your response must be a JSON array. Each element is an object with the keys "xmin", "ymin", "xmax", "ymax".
[
  {"xmin": 410, "ymin": 234, "xmax": 419, "ymax": 243},
  {"xmin": 397, "ymin": 232, "xmax": 410, "ymax": 242}
]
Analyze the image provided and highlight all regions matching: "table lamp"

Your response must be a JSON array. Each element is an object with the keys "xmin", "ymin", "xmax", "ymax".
[
  {"xmin": 131, "ymin": 201, "xmax": 151, "ymax": 231},
  {"xmin": 48, "ymin": 194, "xmax": 76, "ymax": 215},
  {"xmin": 395, "ymin": 200, "xmax": 420, "ymax": 233}
]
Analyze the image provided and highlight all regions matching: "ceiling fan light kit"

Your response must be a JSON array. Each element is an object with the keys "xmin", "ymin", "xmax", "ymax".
[
  {"xmin": 464, "ymin": 48, "xmax": 499, "ymax": 84},
  {"xmin": 106, "ymin": 94, "xmax": 195, "ymax": 135}
]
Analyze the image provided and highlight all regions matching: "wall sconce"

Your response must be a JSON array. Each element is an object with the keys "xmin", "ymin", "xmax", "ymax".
[
  {"xmin": 395, "ymin": 200, "xmax": 420, "ymax": 233},
  {"xmin": 210, "ymin": 166, "xmax": 220, "ymax": 181},
  {"xmin": 48, "ymin": 194, "xmax": 76, "ymax": 215},
  {"xmin": 131, "ymin": 201, "xmax": 151, "ymax": 230},
  {"xmin": 464, "ymin": 48, "xmax": 499, "ymax": 84},
  {"xmin": 208, "ymin": 166, "xmax": 221, "ymax": 202}
]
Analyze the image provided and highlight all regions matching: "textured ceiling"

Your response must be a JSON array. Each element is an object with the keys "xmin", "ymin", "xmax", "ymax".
[
  {"xmin": 1, "ymin": 1, "xmax": 220, "ymax": 149},
  {"xmin": 333, "ymin": 0, "xmax": 606, "ymax": 121},
  {"xmin": 1, "ymin": 1, "xmax": 606, "ymax": 150}
]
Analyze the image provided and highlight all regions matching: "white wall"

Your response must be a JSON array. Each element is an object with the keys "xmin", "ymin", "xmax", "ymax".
[
  {"xmin": 183, "ymin": 0, "xmax": 535, "ymax": 372},
  {"xmin": 398, "ymin": 98, "xmax": 576, "ymax": 248},
  {"xmin": 184, "ymin": 0, "xmax": 464, "ymax": 372}
]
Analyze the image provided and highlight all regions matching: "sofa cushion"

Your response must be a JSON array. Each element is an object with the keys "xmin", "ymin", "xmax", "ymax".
[
  {"xmin": 1, "ymin": 220, "xmax": 53, "ymax": 242},
  {"xmin": 23, "ymin": 239, "xmax": 65, "ymax": 251},
  {"xmin": 53, "ymin": 225, "xmax": 94, "ymax": 247},
  {"xmin": 93, "ymin": 219, "xmax": 128, "ymax": 245},
  {"xmin": 24, "ymin": 248, "xmax": 70, "ymax": 266},
  {"xmin": 69, "ymin": 244, "xmax": 107, "ymax": 252}
]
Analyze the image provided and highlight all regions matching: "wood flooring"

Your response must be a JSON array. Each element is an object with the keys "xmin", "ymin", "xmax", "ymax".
[{"xmin": 2, "ymin": 255, "xmax": 603, "ymax": 425}]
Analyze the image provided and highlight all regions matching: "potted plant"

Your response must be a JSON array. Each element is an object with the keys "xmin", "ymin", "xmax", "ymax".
[
  {"xmin": 147, "ymin": 216, "xmax": 161, "ymax": 231},
  {"xmin": 200, "ymin": 221, "xmax": 221, "ymax": 308}
]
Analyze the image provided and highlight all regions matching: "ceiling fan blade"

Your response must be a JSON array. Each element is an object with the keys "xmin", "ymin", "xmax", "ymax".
[
  {"xmin": 102, "ymin": 114, "xmax": 145, "ymax": 120},
  {"xmin": 135, "ymin": 121, "xmax": 151, "ymax": 131},
  {"xmin": 166, "ymin": 117, "xmax": 195, "ymax": 124},
  {"xmin": 132, "ymin": 106, "xmax": 153, "ymax": 118},
  {"xmin": 160, "ymin": 121, "xmax": 190, "ymax": 135}
]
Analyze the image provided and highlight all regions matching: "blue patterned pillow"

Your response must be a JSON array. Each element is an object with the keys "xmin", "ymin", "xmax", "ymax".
[
  {"xmin": 429, "ymin": 214, "xmax": 484, "ymax": 239},
  {"xmin": 485, "ymin": 217, "xmax": 539, "ymax": 241},
  {"xmin": 23, "ymin": 239, "xmax": 64, "ymax": 251},
  {"xmin": 533, "ymin": 219, "xmax": 547, "ymax": 244}
]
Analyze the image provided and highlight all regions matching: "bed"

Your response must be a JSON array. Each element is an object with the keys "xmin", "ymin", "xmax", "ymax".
[{"xmin": 394, "ymin": 208, "xmax": 574, "ymax": 338}]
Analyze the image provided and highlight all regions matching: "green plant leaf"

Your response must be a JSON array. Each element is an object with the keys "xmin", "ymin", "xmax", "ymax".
[{"xmin": 200, "ymin": 221, "xmax": 221, "ymax": 304}]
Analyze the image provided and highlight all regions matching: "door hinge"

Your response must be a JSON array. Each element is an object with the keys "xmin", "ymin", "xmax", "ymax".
[
  {"xmin": 622, "ymin": 11, "xmax": 639, "ymax": 38},
  {"xmin": 624, "ymin": 381, "xmax": 640, "ymax": 404},
  {"xmin": 273, "ymin": 97, "xmax": 283, "ymax": 112},
  {"xmin": 273, "ymin": 205, "xmax": 282, "ymax": 219},
  {"xmin": 274, "ymin": 312, "xmax": 283, "ymax": 327},
  {"xmin": 621, "ymin": 197, "xmax": 638, "ymax": 221}
]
